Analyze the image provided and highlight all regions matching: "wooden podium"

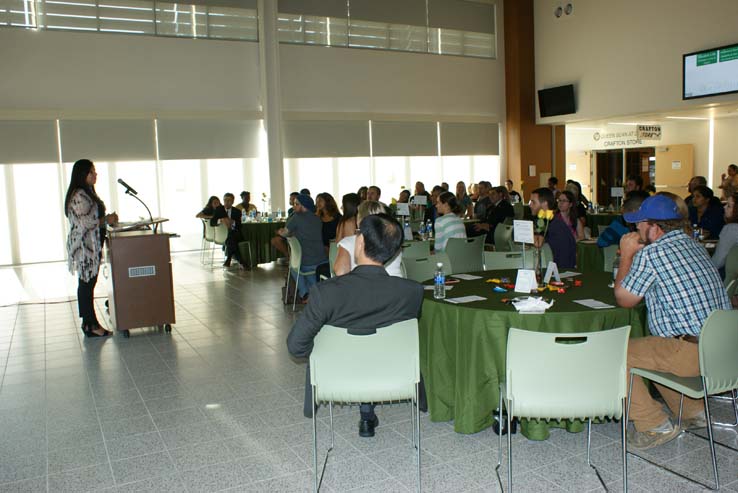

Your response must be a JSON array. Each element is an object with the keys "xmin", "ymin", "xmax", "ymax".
[{"xmin": 105, "ymin": 222, "xmax": 175, "ymax": 337}]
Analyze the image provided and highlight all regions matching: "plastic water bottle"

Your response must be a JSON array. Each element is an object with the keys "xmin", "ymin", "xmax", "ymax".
[
  {"xmin": 241, "ymin": 209, "xmax": 247, "ymax": 224},
  {"xmin": 434, "ymin": 262, "xmax": 446, "ymax": 300},
  {"xmin": 612, "ymin": 251, "xmax": 620, "ymax": 284},
  {"xmin": 277, "ymin": 208, "xmax": 282, "ymax": 219},
  {"xmin": 692, "ymin": 224, "xmax": 700, "ymax": 241}
]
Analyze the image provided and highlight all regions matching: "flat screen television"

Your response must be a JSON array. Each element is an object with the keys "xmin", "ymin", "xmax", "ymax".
[
  {"xmin": 683, "ymin": 42, "xmax": 738, "ymax": 99},
  {"xmin": 538, "ymin": 84, "xmax": 576, "ymax": 118}
]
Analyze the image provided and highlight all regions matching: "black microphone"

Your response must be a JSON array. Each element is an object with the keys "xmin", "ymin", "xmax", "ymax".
[{"xmin": 117, "ymin": 178, "xmax": 138, "ymax": 196}]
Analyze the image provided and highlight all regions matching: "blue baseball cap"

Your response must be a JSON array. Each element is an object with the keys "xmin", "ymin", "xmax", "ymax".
[
  {"xmin": 296, "ymin": 193, "xmax": 316, "ymax": 213},
  {"xmin": 623, "ymin": 195, "xmax": 682, "ymax": 223}
]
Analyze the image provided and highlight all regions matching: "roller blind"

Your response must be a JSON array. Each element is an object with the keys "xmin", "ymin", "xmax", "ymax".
[
  {"xmin": 59, "ymin": 120, "xmax": 156, "ymax": 163},
  {"xmin": 187, "ymin": 0, "xmax": 256, "ymax": 8},
  {"xmin": 278, "ymin": 0, "xmax": 347, "ymax": 18},
  {"xmin": 371, "ymin": 121, "xmax": 437, "ymax": 157},
  {"xmin": 440, "ymin": 122, "xmax": 499, "ymax": 156},
  {"xmin": 428, "ymin": 0, "xmax": 495, "ymax": 33},
  {"xmin": 157, "ymin": 119, "xmax": 262, "ymax": 160},
  {"xmin": 349, "ymin": 0, "xmax": 426, "ymax": 26},
  {"xmin": 0, "ymin": 121, "xmax": 58, "ymax": 164},
  {"xmin": 283, "ymin": 120, "xmax": 370, "ymax": 158}
]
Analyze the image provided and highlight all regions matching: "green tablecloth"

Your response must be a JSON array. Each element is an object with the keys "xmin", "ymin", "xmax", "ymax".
[
  {"xmin": 577, "ymin": 240, "xmax": 604, "ymax": 273},
  {"xmin": 586, "ymin": 213, "xmax": 621, "ymax": 235},
  {"xmin": 240, "ymin": 221, "xmax": 286, "ymax": 265},
  {"xmin": 419, "ymin": 270, "xmax": 647, "ymax": 439}
]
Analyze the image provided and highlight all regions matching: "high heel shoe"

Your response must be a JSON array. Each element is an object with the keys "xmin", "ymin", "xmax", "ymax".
[{"xmin": 85, "ymin": 324, "xmax": 112, "ymax": 338}]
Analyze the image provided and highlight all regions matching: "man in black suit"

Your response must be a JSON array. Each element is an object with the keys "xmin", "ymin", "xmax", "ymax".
[
  {"xmin": 210, "ymin": 192, "xmax": 244, "ymax": 268},
  {"xmin": 287, "ymin": 214, "xmax": 424, "ymax": 437},
  {"xmin": 473, "ymin": 186, "xmax": 515, "ymax": 244}
]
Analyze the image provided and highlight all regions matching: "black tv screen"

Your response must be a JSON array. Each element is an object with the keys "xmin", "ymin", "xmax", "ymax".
[
  {"xmin": 538, "ymin": 84, "xmax": 576, "ymax": 117},
  {"xmin": 683, "ymin": 42, "xmax": 738, "ymax": 99}
]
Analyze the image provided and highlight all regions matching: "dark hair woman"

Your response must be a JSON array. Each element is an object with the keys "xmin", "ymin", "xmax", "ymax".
[
  {"xmin": 196, "ymin": 196, "xmax": 221, "ymax": 219},
  {"xmin": 65, "ymin": 159, "xmax": 117, "ymax": 337},
  {"xmin": 335, "ymin": 192, "xmax": 361, "ymax": 243},
  {"xmin": 556, "ymin": 190, "xmax": 584, "ymax": 240},
  {"xmin": 316, "ymin": 192, "xmax": 342, "ymax": 247},
  {"xmin": 711, "ymin": 192, "xmax": 738, "ymax": 275},
  {"xmin": 433, "ymin": 191, "xmax": 466, "ymax": 252}
]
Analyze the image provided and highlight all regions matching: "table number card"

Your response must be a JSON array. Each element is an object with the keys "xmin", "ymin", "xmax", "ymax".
[
  {"xmin": 395, "ymin": 203, "xmax": 410, "ymax": 216},
  {"xmin": 543, "ymin": 261, "xmax": 560, "ymax": 284},
  {"xmin": 411, "ymin": 195, "xmax": 427, "ymax": 206},
  {"xmin": 513, "ymin": 220, "xmax": 535, "ymax": 245},
  {"xmin": 514, "ymin": 269, "xmax": 537, "ymax": 293}
]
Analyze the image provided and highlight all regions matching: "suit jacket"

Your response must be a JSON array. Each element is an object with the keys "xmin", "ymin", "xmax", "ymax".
[
  {"xmin": 210, "ymin": 205, "xmax": 241, "ymax": 233},
  {"xmin": 483, "ymin": 199, "xmax": 514, "ymax": 242}
]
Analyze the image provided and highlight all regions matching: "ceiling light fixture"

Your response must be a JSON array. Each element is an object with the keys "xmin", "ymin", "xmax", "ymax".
[{"xmin": 665, "ymin": 116, "xmax": 709, "ymax": 120}]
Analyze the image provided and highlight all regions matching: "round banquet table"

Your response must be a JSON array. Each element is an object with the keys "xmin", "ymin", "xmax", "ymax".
[
  {"xmin": 419, "ymin": 269, "xmax": 647, "ymax": 440},
  {"xmin": 240, "ymin": 221, "xmax": 286, "ymax": 265},
  {"xmin": 586, "ymin": 213, "xmax": 621, "ymax": 235},
  {"xmin": 576, "ymin": 239, "xmax": 605, "ymax": 273}
]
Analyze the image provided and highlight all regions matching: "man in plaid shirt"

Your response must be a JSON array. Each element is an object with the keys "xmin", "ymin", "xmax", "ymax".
[{"xmin": 614, "ymin": 194, "xmax": 731, "ymax": 450}]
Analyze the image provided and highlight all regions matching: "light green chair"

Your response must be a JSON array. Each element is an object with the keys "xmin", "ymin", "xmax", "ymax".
[
  {"xmin": 484, "ymin": 251, "xmax": 534, "ymax": 270},
  {"xmin": 202, "ymin": 219, "xmax": 216, "ymax": 266},
  {"xmin": 285, "ymin": 236, "xmax": 317, "ymax": 311},
  {"xmin": 493, "ymin": 223, "xmax": 514, "ymax": 252},
  {"xmin": 626, "ymin": 310, "xmax": 738, "ymax": 490},
  {"xmin": 513, "ymin": 202, "xmax": 524, "ymax": 220},
  {"xmin": 724, "ymin": 244, "xmax": 738, "ymax": 287},
  {"xmin": 603, "ymin": 244, "xmax": 618, "ymax": 272},
  {"xmin": 309, "ymin": 320, "xmax": 421, "ymax": 492},
  {"xmin": 497, "ymin": 326, "xmax": 631, "ymax": 493},
  {"xmin": 328, "ymin": 240, "xmax": 338, "ymax": 278},
  {"xmin": 446, "ymin": 236, "xmax": 485, "ymax": 274},
  {"xmin": 401, "ymin": 241, "xmax": 431, "ymax": 259},
  {"xmin": 401, "ymin": 256, "xmax": 437, "ymax": 283},
  {"xmin": 211, "ymin": 223, "xmax": 229, "ymax": 268}
]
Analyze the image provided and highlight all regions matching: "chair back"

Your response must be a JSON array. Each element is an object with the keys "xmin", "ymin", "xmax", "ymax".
[
  {"xmin": 724, "ymin": 244, "xmax": 738, "ymax": 287},
  {"xmin": 401, "ymin": 241, "xmax": 431, "ymax": 259},
  {"xmin": 698, "ymin": 310, "xmax": 738, "ymax": 395},
  {"xmin": 493, "ymin": 223, "xmax": 514, "ymax": 252},
  {"xmin": 401, "ymin": 256, "xmax": 438, "ymax": 283},
  {"xmin": 213, "ymin": 223, "xmax": 228, "ymax": 245},
  {"xmin": 286, "ymin": 236, "xmax": 303, "ymax": 271},
  {"xmin": 309, "ymin": 319, "xmax": 420, "ymax": 404},
  {"xmin": 484, "ymin": 251, "xmax": 533, "ymax": 270},
  {"xmin": 513, "ymin": 202, "xmax": 524, "ymax": 220},
  {"xmin": 328, "ymin": 240, "xmax": 338, "ymax": 277},
  {"xmin": 506, "ymin": 326, "xmax": 631, "ymax": 420},
  {"xmin": 203, "ymin": 220, "xmax": 215, "ymax": 242},
  {"xmin": 446, "ymin": 236, "xmax": 485, "ymax": 274},
  {"xmin": 602, "ymin": 244, "xmax": 618, "ymax": 272}
]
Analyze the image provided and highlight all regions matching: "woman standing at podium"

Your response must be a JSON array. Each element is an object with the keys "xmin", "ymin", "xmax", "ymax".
[{"xmin": 65, "ymin": 159, "xmax": 117, "ymax": 337}]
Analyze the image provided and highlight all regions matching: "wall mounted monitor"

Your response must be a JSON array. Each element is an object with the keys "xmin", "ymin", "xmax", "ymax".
[
  {"xmin": 683, "ymin": 42, "xmax": 738, "ymax": 99},
  {"xmin": 538, "ymin": 84, "xmax": 576, "ymax": 118}
]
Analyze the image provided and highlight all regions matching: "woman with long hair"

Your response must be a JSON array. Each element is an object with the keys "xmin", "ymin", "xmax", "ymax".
[
  {"xmin": 455, "ymin": 181, "xmax": 474, "ymax": 219},
  {"xmin": 434, "ymin": 191, "xmax": 467, "ymax": 252},
  {"xmin": 65, "ymin": 159, "xmax": 117, "ymax": 337},
  {"xmin": 335, "ymin": 193, "xmax": 361, "ymax": 243},
  {"xmin": 712, "ymin": 191, "xmax": 738, "ymax": 275},
  {"xmin": 316, "ymin": 192, "xmax": 342, "ymax": 247},
  {"xmin": 196, "ymin": 196, "xmax": 221, "ymax": 219},
  {"xmin": 556, "ymin": 190, "xmax": 584, "ymax": 240}
]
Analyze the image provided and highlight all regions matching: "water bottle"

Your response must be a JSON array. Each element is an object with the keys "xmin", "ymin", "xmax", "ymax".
[
  {"xmin": 434, "ymin": 262, "xmax": 446, "ymax": 300},
  {"xmin": 692, "ymin": 224, "xmax": 700, "ymax": 241},
  {"xmin": 241, "ymin": 209, "xmax": 247, "ymax": 224},
  {"xmin": 612, "ymin": 250, "xmax": 620, "ymax": 284},
  {"xmin": 427, "ymin": 220, "xmax": 434, "ymax": 239},
  {"xmin": 277, "ymin": 208, "xmax": 282, "ymax": 219}
]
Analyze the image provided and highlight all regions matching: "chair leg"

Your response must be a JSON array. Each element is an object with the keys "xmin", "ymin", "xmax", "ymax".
[
  {"xmin": 507, "ymin": 407, "xmax": 512, "ymax": 493},
  {"xmin": 677, "ymin": 393, "xmax": 684, "ymax": 428},
  {"xmin": 312, "ymin": 386, "xmax": 319, "ymax": 493},
  {"xmin": 703, "ymin": 380, "xmax": 720, "ymax": 490},
  {"xmin": 713, "ymin": 389, "xmax": 738, "ymax": 427},
  {"xmin": 292, "ymin": 272, "xmax": 299, "ymax": 311},
  {"xmin": 587, "ymin": 418, "xmax": 592, "ymax": 466},
  {"xmin": 415, "ymin": 383, "xmax": 421, "ymax": 493},
  {"xmin": 622, "ymin": 399, "xmax": 628, "ymax": 493}
]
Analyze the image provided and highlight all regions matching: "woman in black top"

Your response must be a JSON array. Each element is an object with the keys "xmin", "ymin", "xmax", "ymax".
[
  {"xmin": 196, "ymin": 196, "xmax": 221, "ymax": 219},
  {"xmin": 316, "ymin": 193, "xmax": 342, "ymax": 248}
]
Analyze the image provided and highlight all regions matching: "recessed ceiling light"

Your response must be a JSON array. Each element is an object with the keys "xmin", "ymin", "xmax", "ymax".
[{"xmin": 665, "ymin": 116, "xmax": 709, "ymax": 120}]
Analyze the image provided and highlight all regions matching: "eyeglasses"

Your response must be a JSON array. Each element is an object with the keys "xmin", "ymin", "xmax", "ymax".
[{"xmin": 557, "ymin": 199, "xmax": 570, "ymax": 203}]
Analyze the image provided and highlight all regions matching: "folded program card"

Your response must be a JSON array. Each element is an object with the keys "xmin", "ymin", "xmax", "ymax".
[
  {"xmin": 573, "ymin": 299, "xmax": 615, "ymax": 310},
  {"xmin": 444, "ymin": 295, "xmax": 486, "ymax": 304},
  {"xmin": 452, "ymin": 274, "xmax": 483, "ymax": 280}
]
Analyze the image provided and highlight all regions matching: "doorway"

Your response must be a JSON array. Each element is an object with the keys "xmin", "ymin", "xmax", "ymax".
[{"xmin": 595, "ymin": 147, "xmax": 655, "ymax": 205}]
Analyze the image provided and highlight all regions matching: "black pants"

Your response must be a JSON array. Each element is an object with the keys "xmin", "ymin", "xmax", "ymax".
[
  {"xmin": 225, "ymin": 231, "xmax": 243, "ymax": 264},
  {"xmin": 77, "ymin": 275, "xmax": 99, "ymax": 327}
]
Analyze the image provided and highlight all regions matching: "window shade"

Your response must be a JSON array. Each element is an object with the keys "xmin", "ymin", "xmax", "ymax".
[
  {"xmin": 186, "ymin": 0, "xmax": 257, "ymax": 8},
  {"xmin": 283, "ymin": 120, "xmax": 370, "ymax": 158},
  {"xmin": 0, "ymin": 121, "xmax": 58, "ymax": 164},
  {"xmin": 157, "ymin": 119, "xmax": 262, "ymax": 160},
  {"xmin": 60, "ymin": 120, "xmax": 156, "ymax": 162},
  {"xmin": 278, "ymin": 0, "xmax": 347, "ymax": 18},
  {"xmin": 371, "ymin": 121, "xmax": 437, "ymax": 157},
  {"xmin": 428, "ymin": 0, "xmax": 495, "ymax": 34},
  {"xmin": 349, "ymin": 0, "xmax": 426, "ymax": 26},
  {"xmin": 440, "ymin": 122, "xmax": 499, "ymax": 156}
]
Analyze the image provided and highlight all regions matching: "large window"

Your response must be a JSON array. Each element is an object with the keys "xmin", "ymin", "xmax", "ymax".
[
  {"xmin": 0, "ymin": 168, "xmax": 13, "ymax": 265},
  {"xmin": 160, "ymin": 159, "xmax": 202, "ymax": 252}
]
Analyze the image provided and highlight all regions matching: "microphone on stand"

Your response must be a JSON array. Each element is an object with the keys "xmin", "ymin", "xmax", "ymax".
[{"xmin": 117, "ymin": 178, "xmax": 138, "ymax": 196}]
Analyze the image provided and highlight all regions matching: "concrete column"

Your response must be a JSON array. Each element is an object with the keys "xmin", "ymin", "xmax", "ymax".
[{"xmin": 258, "ymin": 0, "xmax": 286, "ymax": 210}]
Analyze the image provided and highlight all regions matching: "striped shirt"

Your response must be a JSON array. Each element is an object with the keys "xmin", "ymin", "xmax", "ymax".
[
  {"xmin": 434, "ymin": 213, "xmax": 467, "ymax": 252},
  {"xmin": 621, "ymin": 230, "xmax": 731, "ymax": 337}
]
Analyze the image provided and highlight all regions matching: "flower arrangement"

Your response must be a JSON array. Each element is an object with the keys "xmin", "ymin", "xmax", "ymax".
[{"xmin": 535, "ymin": 209, "xmax": 554, "ymax": 235}]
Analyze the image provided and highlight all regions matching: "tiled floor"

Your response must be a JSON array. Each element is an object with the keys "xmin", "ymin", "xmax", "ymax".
[{"xmin": 0, "ymin": 253, "xmax": 737, "ymax": 492}]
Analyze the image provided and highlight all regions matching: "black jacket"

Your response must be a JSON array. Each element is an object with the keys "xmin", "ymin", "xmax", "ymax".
[{"xmin": 210, "ymin": 205, "xmax": 241, "ymax": 232}]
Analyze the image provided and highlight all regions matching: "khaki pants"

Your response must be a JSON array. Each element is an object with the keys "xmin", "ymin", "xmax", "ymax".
[{"xmin": 627, "ymin": 336, "xmax": 704, "ymax": 431}]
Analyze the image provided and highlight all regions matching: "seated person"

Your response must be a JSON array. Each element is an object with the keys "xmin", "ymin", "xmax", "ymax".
[
  {"xmin": 196, "ymin": 195, "xmax": 220, "ymax": 219},
  {"xmin": 272, "ymin": 192, "xmax": 300, "ymax": 258},
  {"xmin": 455, "ymin": 181, "xmax": 474, "ymax": 219},
  {"xmin": 397, "ymin": 189, "xmax": 410, "ymax": 203},
  {"xmin": 287, "ymin": 214, "xmax": 424, "ymax": 437},
  {"xmin": 565, "ymin": 181, "xmax": 588, "ymax": 232},
  {"xmin": 597, "ymin": 191, "xmax": 649, "ymax": 247},
  {"xmin": 334, "ymin": 201, "xmax": 403, "ymax": 277},
  {"xmin": 684, "ymin": 176, "xmax": 707, "ymax": 206},
  {"xmin": 555, "ymin": 190, "xmax": 584, "ymax": 240},
  {"xmin": 473, "ymin": 186, "xmax": 514, "ymax": 243},
  {"xmin": 335, "ymin": 193, "xmax": 361, "ymax": 243},
  {"xmin": 367, "ymin": 185, "xmax": 381, "ymax": 202},
  {"xmin": 688, "ymin": 185, "xmax": 725, "ymax": 239},
  {"xmin": 614, "ymin": 194, "xmax": 731, "ymax": 450},
  {"xmin": 286, "ymin": 191, "xmax": 300, "ymax": 217},
  {"xmin": 433, "ymin": 192, "xmax": 467, "ymax": 253},
  {"xmin": 210, "ymin": 193, "xmax": 244, "ymax": 268},
  {"xmin": 277, "ymin": 194, "xmax": 328, "ymax": 301},
  {"xmin": 625, "ymin": 174, "xmax": 643, "ymax": 193},
  {"xmin": 473, "ymin": 181, "xmax": 492, "ymax": 220},
  {"xmin": 712, "ymin": 192, "xmax": 738, "ymax": 278},
  {"xmin": 234, "ymin": 191, "xmax": 257, "ymax": 215},
  {"xmin": 506, "ymin": 179, "xmax": 522, "ymax": 204},
  {"xmin": 426, "ymin": 185, "xmax": 444, "ymax": 225},
  {"xmin": 316, "ymin": 192, "xmax": 342, "ymax": 248},
  {"xmin": 530, "ymin": 187, "xmax": 576, "ymax": 268}
]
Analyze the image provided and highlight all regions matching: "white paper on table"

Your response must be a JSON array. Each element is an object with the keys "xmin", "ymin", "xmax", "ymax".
[
  {"xmin": 395, "ymin": 203, "xmax": 410, "ymax": 216},
  {"xmin": 411, "ymin": 195, "xmax": 427, "ymax": 206},
  {"xmin": 573, "ymin": 299, "xmax": 615, "ymax": 310},
  {"xmin": 452, "ymin": 274, "xmax": 483, "ymax": 280},
  {"xmin": 558, "ymin": 271, "xmax": 582, "ymax": 278},
  {"xmin": 511, "ymin": 297, "xmax": 554, "ymax": 313},
  {"xmin": 424, "ymin": 285, "xmax": 455, "ymax": 291},
  {"xmin": 445, "ymin": 295, "xmax": 486, "ymax": 304},
  {"xmin": 513, "ymin": 220, "xmax": 535, "ymax": 245},
  {"xmin": 514, "ymin": 269, "xmax": 538, "ymax": 293}
]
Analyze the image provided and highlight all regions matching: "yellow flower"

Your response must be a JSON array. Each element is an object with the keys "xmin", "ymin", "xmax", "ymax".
[
  {"xmin": 545, "ymin": 210, "xmax": 554, "ymax": 220},
  {"xmin": 391, "ymin": 198, "xmax": 397, "ymax": 205},
  {"xmin": 537, "ymin": 209, "xmax": 546, "ymax": 219}
]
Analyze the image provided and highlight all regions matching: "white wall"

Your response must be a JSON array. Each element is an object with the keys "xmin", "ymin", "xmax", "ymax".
[
  {"xmin": 534, "ymin": 0, "xmax": 738, "ymax": 124},
  {"xmin": 715, "ymin": 118, "xmax": 738, "ymax": 184}
]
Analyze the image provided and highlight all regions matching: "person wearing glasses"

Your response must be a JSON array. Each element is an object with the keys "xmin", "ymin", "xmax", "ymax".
[{"xmin": 555, "ymin": 190, "xmax": 584, "ymax": 240}]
